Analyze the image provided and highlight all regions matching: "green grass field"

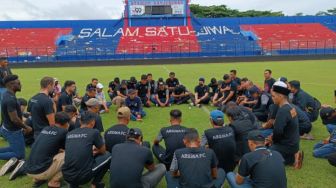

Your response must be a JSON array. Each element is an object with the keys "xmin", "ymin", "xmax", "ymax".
[{"xmin": 0, "ymin": 60, "xmax": 336, "ymax": 188}]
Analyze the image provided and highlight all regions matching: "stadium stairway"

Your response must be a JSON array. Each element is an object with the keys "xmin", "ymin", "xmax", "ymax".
[{"xmin": 240, "ymin": 23, "xmax": 336, "ymax": 52}]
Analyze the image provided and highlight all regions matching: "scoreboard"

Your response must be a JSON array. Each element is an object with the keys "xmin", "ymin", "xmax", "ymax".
[{"xmin": 128, "ymin": 0, "xmax": 187, "ymax": 17}]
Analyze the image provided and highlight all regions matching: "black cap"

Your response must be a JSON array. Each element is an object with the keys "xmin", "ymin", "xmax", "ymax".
[
  {"xmin": 127, "ymin": 128, "xmax": 143, "ymax": 137},
  {"xmin": 279, "ymin": 77, "xmax": 288, "ymax": 83},
  {"xmin": 247, "ymin": 130, "xmax": 265, "ymax": 142},
  {"xmin": 320, "ymin": 107, "xmax": 335, "ymax": 119}
]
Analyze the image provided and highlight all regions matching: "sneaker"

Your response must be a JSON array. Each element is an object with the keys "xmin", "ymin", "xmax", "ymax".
[
  {"xmin": 294, "ymin": 150, "xmax": 304, "ymax": 170},
  {"xmin": 155, "ymin": 104, "xmax": 159, "ymax": 107},
  {"xmin": 300, "ymin": 133, "xmax": 315, "ymax": 140},
  {"xmin": 196, "ymin": 104, "xmax": 201, "ymax": 108},
  {"xmin": 0, "ymin": 157, "xmax": 18, "ymax": 176},
  {"xmin": 9, "ymin": 160, "xmax": 25, "ymax": 180},
  {"xmin": 189, "ymin": 103, "xmax": 194, "ymax": 106}
]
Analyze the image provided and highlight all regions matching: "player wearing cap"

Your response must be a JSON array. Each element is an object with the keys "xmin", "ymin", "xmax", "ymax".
[
  {"xmin": 190, "ymin": 77, "xmax": 210, "ymax": 107},
  {"xmin": 288, "ymin": 80, "xmax": 320, "ymax": 122},
  {"xmin": 166, "ymin": 128, "xmax": 226, "ymax": 188},
  {"xmin": 166, "ymin": 72, "xmax": 180, "ymax": 94},
  {"xmin": 249, "ymin": 86, "xmax": 273, "ymax": 122},
  {"xmin": 96, "ymin": 83, "xmax": 111, "ymax": 113},
  {"xmin": 28, "ymin": 77, "xmax": 55, "ymax": 139},
  {"xmin": 80, "ymin": 87, "xmax": 96, "ymax": 112},
  {"xmin": 226, "ymin": 130, "xmax": 287, "ymax": 188},
  {"xmin": 226, "ymin": 107, "xmax": 257, "ymax": 159},
  {"xmin": 136, "ymin": 75, "xmax": 151, "ymax": 108},
  {"xmin": 152, "ymin": 109, "xmax": 188, "ymax": 169},
  {"xmin": 263, "ymin": 69, "xmax": 276, "ymax": 93},
  {"xmin": 62, "ymin": 111, "xmax": 110, "ymax": 188},
  {"xmin": 112, "ymin": 80, "xmax": 128, "ymax": 110},
  {"xmin": 23, "ymin": 112, "xmax": 70, "ymax": 188},
  {"xmin": 219, "ymin": 74, "xmax": 238, "ymax": 105},
  {"xmin": 125, "ymin": 89, "xmax": 146, "ymax": 121},
  {"xmin": 201, "ymin": 110, "xmax": 236, "ymax": 173},
  {"xmin": 153, "ymin": 82, "xmax": 173, "ymax": 107},
  {"xmin": 320, "ymin": 106, "xmax": 336, "ymax": 133},
  {"xmin": 172, "ymin": 84, "xmax": 190, "ymax": 105},
  {"xmin": 269, "ymin": 81, "xmax": 303, "ymax": 169},
  {"xmin": 128, "ymin": 76, "xmax": 137, "ymax": 90},
  {"xmin": 57, "ymin": 80, "xmax": 76, "ymax": 112},
  {"xmin": 110, "ymin": 128, "xmax": 166, "ymax": 188},
  {"xmin": 0, "ymin": 75, "xmax": 32, "ymax": 162},
  {"xmin": 85, "ymin": 98, "xmax": 104, "ymax": 133}
]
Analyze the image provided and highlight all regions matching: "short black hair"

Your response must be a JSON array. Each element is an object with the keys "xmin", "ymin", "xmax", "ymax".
[
  {"xmin": 289, "ymin": 80, "xmax": 301, "ymax": 90},
  {"xmin": 64, "ymin": 105, "xmax": 77, "ymax": 113},
  {"xmin": 170, "ymin": 109, "xmax": 182, "ymax": 119},
  {"xmin": 265, "ymin": 69, "xmax": 272, "ymax": 74},
  {"xmin": 230, "ymin": 70, "xmax": 237, "ymax": 75},
  {"xmin": 55, "ymin": 112, "xmax": 71, "ymax": 125},
  {"xmin": 223, "ymin": 101, "xmax": 238, "ymax": 113},
  {"xmin": 169, "ymin": 72, "xmax": 175, "ymax": 76},
  {"xmin": 80, "ymin": 111, "xmax": 97, "ymax": 125},
  {"xmin": 226, "ymin": 106, "xmax": 241, "ymax": 120},
  {"xmin": 4, "ymin": 75, "xmax": 19, "ymax": 86},
  {"xmin": 223, "ymin": 74, "xmax": 230, "ymax": 80},
  {"xmin": 147, "ymin": 73, "xmax": 152, "ymax": 77},
  {"xmin": 86, "ymin": 87, "xmax": 96, "ymax": 92},
  {"xmin": 184, "ymin": 128, "xmax": 199, "ymax": 142},
  {"xmin": 18, "ymin": 98, "xmax": 27, "ymax": 106},
  {"xmin": 92, "ymin": 78, "xmax": 98, "ymax": 82},
  {"xmin": 210, "ymin": 78, "xmax": 217, "ymax": 84},
  {"xmin": 64, "ymin": 80, "xmax": 75, "ymax": 88},
  {"xmin": 40, "ymin": 77, "xmax": 54, "ymax": 89},
  {"xmin": 114, "ymin": 77, "xmax": 120, "ymax": 83},
  {"xmin": 241, "ymin": 77, "xmax": 249, "ymax": 82},
  {"xmin": 141, "ymin": 74, "xmax": 147, "ymax": 80}
]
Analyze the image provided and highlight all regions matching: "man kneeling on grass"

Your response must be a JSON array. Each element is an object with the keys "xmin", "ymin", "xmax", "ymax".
[
  {"xmin": 25, "ymin": 112, "xmax": 71, "ymax": 188},
  {"xmin": 226, "ymin": 130, "xmax": 287, "ymax": 188}
]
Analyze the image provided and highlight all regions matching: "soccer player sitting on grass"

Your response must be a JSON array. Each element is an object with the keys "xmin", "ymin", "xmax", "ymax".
[
  {"xmin": 112, "ymin": 80, "xmax": 128, "ymax": 110},
  {"xmin": 95, "ymin": 83, "xmax": 111, "ymax": 114},
  {"xmin": 320, "ymin": 106, "xmax": 336, "ymax": 134},
  {"xmin": 107, "ymin": 77, "xmax": 120, "ymax": 101},
  {"xmin": 190, "ymin": 77, "xmax": 210, "ymax": 107},
  {"xmin": 172, "ymin": 84, "xmax": 190, "ymax": 105},
  {"xmin": 136, "ymin": 74, "xmax": 151, "ymax": 107},
  {"xmin": 153, "ymin": 82, "xmax": 173, "ymax": 107},
  {"xmin": 166, "ymin": 72, "xmax": 180, "ymax": 94},
  {"xmin": 226, "ymin": 130, "xmax": 287, "ymax": 188},
  {"xmin": 249, "ymin": 86, "xmax": 273, "ymax": 122},
  {"xmin": 125, "ymin": 89, "xmax": 146, "ymax": 121},
  {"xmin": 25, "ymin": 112, "xmax": 70, "ymax": 188},
  {"xmin": 85, "ymin": 98, "xmax": 105, "ymax": 133},
  {"xmin": 166, "ymin": 128, "xmax": 226, "ymax": 188},
  {"xmin": 80, "ymin": 87, "xmax": 96, "ymax": 112},
  {"xmin": 219, "ymin": 74, "xmax": 238, "ymax": 106},
  {"xmin": 313, "ymin": 128, "xmax": 336, "ymax": 158}
]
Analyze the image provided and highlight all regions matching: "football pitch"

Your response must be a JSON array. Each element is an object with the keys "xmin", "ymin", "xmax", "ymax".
[{"xmin": 0, "ymin": 59, "xmax": 336, "ymax": 188}]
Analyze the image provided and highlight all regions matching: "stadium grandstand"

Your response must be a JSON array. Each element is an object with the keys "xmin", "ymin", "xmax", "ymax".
[{"xmin": 0, "ymin": 0, "xmax": 335, "ymax": 63}]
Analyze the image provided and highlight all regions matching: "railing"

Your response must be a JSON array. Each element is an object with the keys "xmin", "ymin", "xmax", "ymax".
[{"xmin": 1, "ymin": 39, "xmax": 336, "ymax": 63}]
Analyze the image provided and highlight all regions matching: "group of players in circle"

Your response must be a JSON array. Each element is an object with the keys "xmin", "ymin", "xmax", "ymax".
[{"xmin": 0, "ymin": 60, "xmax": 335, "ymax": 188}]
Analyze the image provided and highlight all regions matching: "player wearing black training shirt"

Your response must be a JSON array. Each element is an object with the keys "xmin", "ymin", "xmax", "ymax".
[
  {"xmin": 264, "ymin": 69, "xmax": 276, "ymax": 93},
  {"xmin": 154, "ymin": 82, "xmax": 172, "ymax": 107},
  {"xmin": 28, "ymin": 77, "xmax": 55, "ymax": 139},
  {"xmin": 166, "ymin": 72, "xmax": 179, "ymax": 94},
  {"xmin": 172, "ymin": 84, "xmax": 190, "ymax": 105},
  {"xmin": 147, "ymin": 73, "xmax": 156, "ymax": 97},
  {"xmin": 57, "ymin": 80, "xmax": 75, "ymax": 112},
  {"xmin": 0, "ymin": 57, "xmax": 12, "ymax": 110},
  {"xmin": 191, "ymin": 77, "xmax": 210, "ymax": 107},
  {"xmin": 208, "ymin": 78, "xmax": 219, "ymax": 98},
  {"xmin": 153, "ymin": 109, "xmax": 188, "ymax": 169},
  {"xmin": 112, "ymin": 80, "xmax": 128, "ymax": 109},
  {"xmin": 0, "ymin": 75, "xmax": 32, "ymax": 161},
  {"xmin": 62, "ymin": 111, "xmax": 110, "ymax": 188},
  {"xmin": 136, "ymin": 75, "xmax": 151, "ymax": 107},
  {"xmin": 220, "ymin": 74, "xmax": 238, "ymax": 105},
  {"xmin": 85, "ymin": 98, "xmax": 104, "ymax": 133},
  {"xmin": 230, "ymin": 70, "xmax": 241, "ymax": 85},
  {"xmin": 128, "ymin": 76, "xmax": 137, "ymax": 90},
  {"xmin": 26, "ymin": 112, "xmax": 70, "ymax": 188},
  {"xmin": 86, "ymin": 78, "xmax": 98, "ymax": 91},
  {"xmin": 227, "ymin": 130, "xmax": 287, "ymax": 188},
  {"xmin": 110, "ymin": 128, "xmax": 165, "ymax": 188},
  {"xmin": 80, "ymin": 87, "xmax": 96, "ymax": 112},
  {"xmin": 249, "ymin": 86, "xmax": 273, "ymax": 122},
  {"xmin": 270, "ymin": 81, "xmax": 303, "ymax": 169},
  {"xmin": 166, "ymin": 128, "xmax": 226, "ymax": 188},
  {"xmin": 202, "ymin": 110, "xmax": 236, "ymax": 172},
  {"xmin": 108, "ymin": 77, "xmax": 120, "ymax": 101}
]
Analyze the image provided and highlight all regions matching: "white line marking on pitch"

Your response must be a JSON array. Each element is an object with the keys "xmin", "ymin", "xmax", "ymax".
[{"xmin": 162, "ymin": 66, "xmax": 211, "ymax": 115}]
